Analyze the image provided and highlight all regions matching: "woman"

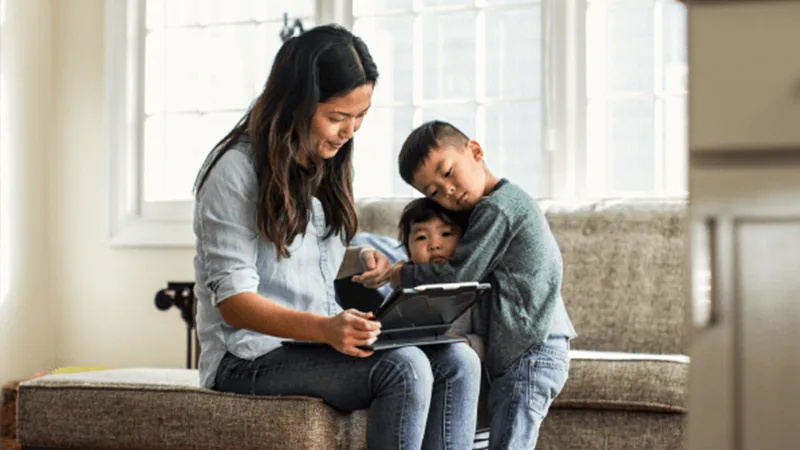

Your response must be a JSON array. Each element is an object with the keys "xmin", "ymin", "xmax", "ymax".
[{"xmin": 192, "ymin": 25, "xmax": 480, "ymax": 449}]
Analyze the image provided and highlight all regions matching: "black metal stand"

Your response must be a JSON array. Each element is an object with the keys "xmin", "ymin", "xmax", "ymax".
[
  {"xmin": 155, "ymin": 282, "xmax": 199, "ymax": 369},
  {"xmin": 280, "ymin": 12, "xmax": 305, "ymax": 42}
]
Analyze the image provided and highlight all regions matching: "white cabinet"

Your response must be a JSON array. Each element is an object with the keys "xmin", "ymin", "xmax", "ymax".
[
  {"xmin": 687, "ymin": 2, "xmax": 800, "ymax": 450},
  {"xmin": 738, "ymin": 220, "xmax": 800, "ymax": 449},
  {"xmin": 690, "ymin": 1, "xmax": 800, "ymax": 151},
  {"xmin": 688, "ymin": 164, "xmax": 800, "ymax": 450}
]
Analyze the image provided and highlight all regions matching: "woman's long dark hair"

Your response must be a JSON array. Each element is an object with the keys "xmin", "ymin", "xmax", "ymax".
[{"xmin": 194, "ymin": 25, "xmax": 378, "ymax": 257}]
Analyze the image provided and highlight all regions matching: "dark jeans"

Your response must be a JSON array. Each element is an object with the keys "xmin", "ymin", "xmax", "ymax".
[{"xmin": 214, "ymin": 343, "xmax": 481, "ymax": 450}]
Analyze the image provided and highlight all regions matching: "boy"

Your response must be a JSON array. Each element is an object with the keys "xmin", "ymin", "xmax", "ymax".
[{"xmin": 390, "ymin": 121, "xmax": 577, "ymax": 449}]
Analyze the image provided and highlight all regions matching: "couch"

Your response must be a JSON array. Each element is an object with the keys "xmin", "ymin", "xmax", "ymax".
[{"xmin": 16, "ymin": 199, "xmax": 689, "ymax": 450}]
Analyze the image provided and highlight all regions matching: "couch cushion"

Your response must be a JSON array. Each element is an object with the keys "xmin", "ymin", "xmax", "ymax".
[
  {"xmin": 538, "ymin": 408, "xmax": 685, "ymax": 450},
  {"xmin": 462, "ymin": 338, "xmax": 688, "ymax": 414},
  {"xmin": 554, "ymin": 350, "xmax": 689, "ymax": 413},
  {"xmin": 542, "ymin": 200, "xmax": 688, "ymax": 355},
  {"xmin": 17, "ymin": 368, "xmax": 368, "ymax": 450},
  {"xmin": 17, "ymin": 356, "xmax": 686, "ymax": 450}
]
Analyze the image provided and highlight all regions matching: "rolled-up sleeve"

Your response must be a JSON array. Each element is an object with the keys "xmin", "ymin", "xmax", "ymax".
[{"xmin": 195, "ymin": 150, "xmax": 260, "ymax": 305}]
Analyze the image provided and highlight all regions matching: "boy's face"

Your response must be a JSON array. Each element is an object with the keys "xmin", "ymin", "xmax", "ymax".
[
  {"xmin": 411, "ymin": 141, "xmax": 487, "ymax": 211},
  {"xmin": 408, "ymin": 217, "xmax": 462, "ymax": 265}
]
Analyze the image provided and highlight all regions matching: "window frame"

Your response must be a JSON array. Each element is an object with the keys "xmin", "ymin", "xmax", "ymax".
[
  {"xmin": 0, "ymin": 0, "xmax": 7, "ymax": 300},
  {"xmin": 107, "ymin": 0, "xmax": 189, "ymax": 247},
  {"xmin": 106, "ymin": 0, "xmax": 686, "ymax": 247},
  {"xmin": 106, "ymin": 0, "xmax": 325, "ymax": 247}
]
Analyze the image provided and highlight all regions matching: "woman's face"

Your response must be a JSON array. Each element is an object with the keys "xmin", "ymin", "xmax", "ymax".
[{"xmin": 310, "ymin": 83, "xmax": 374, "ymax": 159}]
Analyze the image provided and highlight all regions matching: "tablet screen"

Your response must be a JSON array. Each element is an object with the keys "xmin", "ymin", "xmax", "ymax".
[{"xmin": 377, "ymin": 283, "xmax": 490, "ymax": 329}]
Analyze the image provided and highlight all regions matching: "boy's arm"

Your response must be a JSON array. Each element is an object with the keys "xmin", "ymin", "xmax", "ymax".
[{"xmin": 399, "ymin": 203, "xmax": 514, "ymax": 287}]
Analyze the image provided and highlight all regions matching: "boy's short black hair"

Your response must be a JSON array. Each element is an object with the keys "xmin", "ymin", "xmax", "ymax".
[
  {"xmin": 398, "ymin": 198, "xmax": 468, "ymax": 254},
  {"xmin": 398, "ymin": 120, "xmax": 470, "ymax": 185}
]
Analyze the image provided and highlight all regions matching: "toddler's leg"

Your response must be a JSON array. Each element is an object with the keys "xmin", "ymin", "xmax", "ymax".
[
  {"xmin": 421, "ymin": 343, "xmax": 482, "ymax": 450},
  {"xmin": 487, "ymin": 339, "xmax": 570, "ymax": 449}
]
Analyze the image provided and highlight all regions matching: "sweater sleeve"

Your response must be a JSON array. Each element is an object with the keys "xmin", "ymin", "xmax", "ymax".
[{"xmin": 399, "ymin": 202, "xmax": 515, "ymax": 287}]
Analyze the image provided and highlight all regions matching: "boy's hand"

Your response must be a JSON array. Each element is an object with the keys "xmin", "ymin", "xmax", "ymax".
[{"xmin": 352, "ymin": 248, "xmax": 391, "ymax": 289}]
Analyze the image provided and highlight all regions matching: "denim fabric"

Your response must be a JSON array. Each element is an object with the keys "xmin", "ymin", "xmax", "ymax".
[
  {"xmin": 486, "ymin": 337, "xmax": 570, "ymax": 450},
  {"xmin": 214, "ymin": 343, "xmax": 482, "ymax": 450},
  {"xmin": 193, "ymin": 143, "xmax": 345, "ymax": 389}
]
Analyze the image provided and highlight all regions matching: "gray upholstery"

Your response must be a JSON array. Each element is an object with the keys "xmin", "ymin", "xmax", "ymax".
[
  {"xmin": 538, "ymin": 409, "xmax": 686, "ymax": 450},
  {"xmin": 18, "ymin": 369, "xmax": 367, "ymax": 450}
]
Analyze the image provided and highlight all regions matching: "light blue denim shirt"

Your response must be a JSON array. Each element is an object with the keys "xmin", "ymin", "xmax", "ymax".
[{"xmin": 193, "ymin": 142, "xmax": 345, "ymax": 389}]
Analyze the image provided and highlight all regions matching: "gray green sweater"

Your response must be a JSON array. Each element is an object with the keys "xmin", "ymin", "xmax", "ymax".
[{"xmin": 400, "ymin": 179, "xmax": 577, "ymax": 378}]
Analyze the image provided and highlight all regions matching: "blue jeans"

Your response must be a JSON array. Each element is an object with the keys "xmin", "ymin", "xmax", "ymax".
[
  {"xmin": 487, "ymin": 338, "xmax": 570, "ymax": 450},
  {"xmin": 214, "ymin": 343, "xmax": 481, "ymax": 450}
]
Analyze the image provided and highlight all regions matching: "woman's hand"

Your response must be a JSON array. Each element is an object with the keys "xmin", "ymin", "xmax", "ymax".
[
  {"xmin": 352, "ymin": 247, "xmax": 391, "ymax": 288},
  {"xmin": 322, "ymin": 309, "xmax": 382, "ymax": 357}
]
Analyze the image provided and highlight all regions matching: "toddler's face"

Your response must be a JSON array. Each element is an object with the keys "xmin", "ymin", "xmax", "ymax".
[{"xmin": 407, "ymin": 217, "xmax": 462, "ymax": 265}]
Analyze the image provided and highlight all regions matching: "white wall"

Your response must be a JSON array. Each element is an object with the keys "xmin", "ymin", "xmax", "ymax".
[
  {"xmin": 1, "ymin": 0, "xmax": 195, "ymax": 382},
  {"xmin": 50, "ymin": 0, "xmax": 193, "ymax": 370},
  {"xmin": 0, "ymin": 0, "xmax": 57, "ymax": 381}
]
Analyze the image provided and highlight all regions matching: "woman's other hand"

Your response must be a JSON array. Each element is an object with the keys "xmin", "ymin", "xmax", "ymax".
[
  {"xmin": 323, "ymin": 309, "xmax": 381, "ymax": 357},
  {"xmin": 352, "ymin": 248, "xmax": 391, "ymax": 288}
]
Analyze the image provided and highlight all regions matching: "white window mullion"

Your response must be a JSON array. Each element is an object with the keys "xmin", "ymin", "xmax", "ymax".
[
  {"xmin": 475, "ymin": 7, "xmax": 485, "ymax": 144},
  {"xmin": 551, "ymin": 0, "xmax": 588, "ymax": 199},
  {"xmin": 108, "ymin": 0, "xmax": 193, "ymax": 247},
  {"xmin": 654, "ymin": 1, "xmax": 665, "ymax": 98},
  {"xmin": 574, "ymin": 0, "xmax": 590, "ymax": 200},
  {"xmin": 653, "ymin": 1, "xmax": 666, "ymax": 194},
  {"xmin": 654, "ymin": 98, "xmax": 665, "ymax": 194},
  {"xmin": 541, "ymin": 0, "xmax": 559, "ymax": 199},
  {"xmin": 133, "ymin": 0, "xmax": 149, "ymax": 212},
  {"xmin": 411, "ymin": 7, "xmax": 423, "ymax": 127},
  {"xmin": 581, "ymin": 0, "xmax": 601, "ymax": 198},
  {"xmin": 316, "ymin": 0, "xmax": 352, "ymax": 28}
]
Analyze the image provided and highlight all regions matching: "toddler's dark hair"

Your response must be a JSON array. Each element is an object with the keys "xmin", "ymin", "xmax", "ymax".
[
  {"xmin": 398, "ymin": 198, "xmax": 468, "ymax": 254},
  {"xmin": 398, "ymin": 121, "xmax": 470, "ymax": 186}
]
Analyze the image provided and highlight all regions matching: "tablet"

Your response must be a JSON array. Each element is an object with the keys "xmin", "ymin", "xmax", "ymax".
[{"xmin": 374, "ymin": 281, "xmax": 490, "ymax": 330}]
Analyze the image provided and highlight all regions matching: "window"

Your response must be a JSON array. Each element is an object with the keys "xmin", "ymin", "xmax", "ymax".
[
  {"xmin": 351, "ymin": 0, "xmax": 687, "ymax": 198},
  {"xmin": 107, "ymin": 0, "xmax": 315, "ymax": 245},
  {"xmin": 584, "ymin": 0, "xmax": 687, "ymax": 197},
  {"xmin": 352, "ymin": 0, "xmax": 546, "ymax": 197},
  {"xmin": 107, "ymin": 0, "xmax": 687, "ymax": 246},
  {"xmin": 142, "ymin": 0, "xmax": 315, "ymax": 204}
]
